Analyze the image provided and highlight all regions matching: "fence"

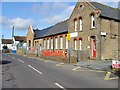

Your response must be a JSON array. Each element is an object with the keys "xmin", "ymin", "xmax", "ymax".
[{"xmin": 16, "ymin": 45, "xmax": 90, "ymax": 63}]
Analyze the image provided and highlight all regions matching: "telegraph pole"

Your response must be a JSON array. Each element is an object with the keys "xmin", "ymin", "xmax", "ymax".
[{"xmin": 12, "ymin": 26, "xmax": 14, "ymax": 43}]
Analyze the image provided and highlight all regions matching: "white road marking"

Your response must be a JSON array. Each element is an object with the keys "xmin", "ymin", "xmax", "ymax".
[
  {"xmin": 72, "ymin": 67, "xmax": 81, "ymax": 71},
  {"xmin": 17, "ymin": 59, "xmax": 24, "ymax": 63},
  {"xmin": 44, "ymin": 60, "xmax": 50, "ymax": 63},
  {"xmin": 12, "ymin": 57, "xmax": 16, "ymax": 59},
  {"xmin": 56, "ymin": 63, "xmax": 64, "ymax": 66},
  {"xmin": 54, "ymin": 83, "xmax": 65, "ymax": 90},
  {"xmin": 28, "ymin": 65, "xmax": 43, "ymax": 74}
]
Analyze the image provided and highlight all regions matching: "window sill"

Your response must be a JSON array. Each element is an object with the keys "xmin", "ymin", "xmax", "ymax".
[{"xmin": 91, "ymin": 27, "xmax": 96, "ymax": 30}]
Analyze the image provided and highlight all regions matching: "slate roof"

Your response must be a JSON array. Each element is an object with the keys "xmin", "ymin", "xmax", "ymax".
[
  {"xmin": 2, "ymin": 39, "xmax": 12, "ymax": 44},
  {"xmin": 91, "ymin": 2, "xmax": 120, "ymax": 20},
  {"xmin": 33, "ymin": 20, "xmax": 68, "ymax": 40},
  {"xmin": 33, "ymin": 26, "xmax": 53, "ymax": 39},
  {"xmin": 14, "ymin": 36, "xmax": 26, "ymax": 42},
  {"xmin": 44, "ymin": 20, "xmax": 68, "ymax": 37}
]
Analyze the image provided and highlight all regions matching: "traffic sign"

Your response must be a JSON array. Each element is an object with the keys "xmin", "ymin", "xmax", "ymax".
[{"xmin": 67, "ymin": 34, "xmax": 70, "ymax": 41}]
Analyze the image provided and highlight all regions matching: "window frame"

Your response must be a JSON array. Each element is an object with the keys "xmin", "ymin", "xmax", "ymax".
[
  {"xmin": 91, "ymin": 14, "xmax": 95, "ymax": 29},
  {"xmin": 55, "ymin": 37, "xmax": 58, "ymax": 49},
  {"xmin": 74, "ymin": 18, "xmax": 77, "ymax": 31},
  {"xmin": 60, "ymin": 36, "xmax": 63, "ymax": 49}
]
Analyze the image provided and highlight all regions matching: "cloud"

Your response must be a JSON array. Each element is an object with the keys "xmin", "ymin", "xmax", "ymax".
[
  {"xmin": 1, "ymin": 17, "xmax": 35, "ymax": 30},
  {"xmin": 91, "ymin": 0, "xmax": 119, "ymax": 2},
  {"xmin": 32, "ymin": 2, "xmax": 75, "ymax": 25},
  {"xmin": 41, "ymin": 5, "xmax": 75, "ymax": 24},
  {"xmin": 32, "ymin": 2, "xmax": 70, "ymax": 16}
]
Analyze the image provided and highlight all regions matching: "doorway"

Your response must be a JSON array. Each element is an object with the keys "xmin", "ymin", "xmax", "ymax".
[{"xmin": 90, "ymin": 36, "xmax": 96, "ymax": 58}]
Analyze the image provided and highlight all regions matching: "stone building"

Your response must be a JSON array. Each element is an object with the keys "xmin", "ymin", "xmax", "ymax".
[
  {"xmin": 68, "ymin": 0, "xmax": 120, "ymax": 60},
  {"xmin": 27, "ymin": 20, "xmax": 68, "ymax": 56}
]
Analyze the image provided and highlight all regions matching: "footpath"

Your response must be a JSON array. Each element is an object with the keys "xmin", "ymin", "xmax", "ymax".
[{"xmin": 76, "ymin": 60, "xmax": 112, "ymax": 71}]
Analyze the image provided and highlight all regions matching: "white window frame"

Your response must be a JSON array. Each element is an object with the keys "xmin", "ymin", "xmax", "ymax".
[
  {"xmin": 66, "ymin": 37, "xmax": 68, "ymax": 49},
  {"xmin": 55, "ymin": 38, "xmax": 58, "ymax": 49},
  {"xmin": 80, "ymin": 18, "xmax": 82, "ymax": 31},
  {"xmin": 74, "ymin": 40, "xmax": 77, "ymax": 50},
  {"xmin": 79, "ymin": 39, "xmax": 82, "ymax": 50},
  {"xmin": 60, "ymin": 37, "xmax": 63, "ymax": 49},
  {"xmin": 43, "ymin": 39, "xmax": 46, "ymax": 49},
  {"xmin": 91, "ymin": 15, "xmax": 95, "ymax": 28},
  {"xmin": 74, "ymin": 20, "xmax": 77, "ymax": 31},
  {"xmin": 51, "ymin": 38, "xmax": 53, "ymax": 49},
  {"xmin": 47, "ymin": 39, "xmax": 49, "ymax": 49}
]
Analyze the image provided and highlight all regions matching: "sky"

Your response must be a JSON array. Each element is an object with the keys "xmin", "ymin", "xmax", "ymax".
[{"xmin": 0, "ymin": 0, "xmax": 120, "ymax": 39}]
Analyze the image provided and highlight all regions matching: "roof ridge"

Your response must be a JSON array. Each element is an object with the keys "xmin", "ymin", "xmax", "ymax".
[
  {"xmin": 91, "ymin": 2, "xmax": 120, "ymax": 11},
  {"xmin": 53, "ymin": 19, "xmax": 68, "ymax": 26}
]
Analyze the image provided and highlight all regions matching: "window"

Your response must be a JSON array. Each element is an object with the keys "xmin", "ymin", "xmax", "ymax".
[
  {"xmin": 80, "ymin": 5, "xmax": 84, "ymax": 10},
  {"xmin": 91, "ymin": 15, "xmax": 95, "ymax": 28},
  {"xmin": 37, "ymin": 41, "xmax": 39, "ymax": 46},
  {"xmin": 28, "ymin": 40, "xmax": 31, "ymax": 47},
  {"xmin": 55, "ymin": 38, "xmax": 58, "ymax": 49},
  {"xmin": 79, "ymin": 39, "xmax": 82, "ymax": 50},
  {"xmin": 43, "ymin": 39, "xmax": 46, "ymax": 49},
  {"xmin": 74, "ymin": 18, "xmax": 77, "ymax": 31},
  {"xmin": 51, "ymin": 38, "xmax": 53, "ymax": 49},
  {"xmin": 79, "ymin": 17, "xmax": 82, "ymax": 31},
  {"xmin": 35, "ymin": 41, "xmax": 36, "ymax": 46},
  {"xmin": 60, "ymin": 37, "xmax": 63, "ymax": 49},
  {"xmin": 47, "ymin": 39, "xmax": 49, "ymax": 49},
  {"xmin": 66, "ymin": 36, "xmax": 68, "ymax": 49},
  {"xmin": 74, "ymin": 39, "xmax": 77, "ymax": 50}
]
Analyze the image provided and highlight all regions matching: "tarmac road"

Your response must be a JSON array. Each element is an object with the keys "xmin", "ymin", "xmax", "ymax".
[{"xmin": 2, "ymin": 53, "xmax": 119, "ymax": 89}]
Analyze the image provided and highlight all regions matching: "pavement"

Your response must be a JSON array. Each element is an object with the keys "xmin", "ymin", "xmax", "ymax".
[{"xmin": 75, "ymin": 60, "xmax": 112, "ymax": 71}]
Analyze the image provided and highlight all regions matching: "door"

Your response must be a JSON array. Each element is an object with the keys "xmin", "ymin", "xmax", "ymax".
[{"xmin": 91, "ymin": 36, "xmax": 96, "ymax": 58}]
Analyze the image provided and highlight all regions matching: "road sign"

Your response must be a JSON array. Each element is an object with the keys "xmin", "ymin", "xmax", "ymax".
[{"xmin": 67, "ymin": 34, "xmax": 70, "ymax": 41}]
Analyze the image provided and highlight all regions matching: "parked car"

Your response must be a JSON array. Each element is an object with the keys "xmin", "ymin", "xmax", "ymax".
[{"xmin": 2, "ymin": 45, "xmax": 10, "ymax": 53}]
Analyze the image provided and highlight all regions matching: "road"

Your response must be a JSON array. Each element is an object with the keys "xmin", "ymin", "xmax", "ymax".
[{"xmin": 2, "ymin": 53, "xmax": 119, "ymax": 89}]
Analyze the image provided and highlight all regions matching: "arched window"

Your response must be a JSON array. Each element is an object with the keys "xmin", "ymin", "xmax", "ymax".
[
  {"xmin": 74, "ymin": 18, "xmax": 77, "ymax": 31},
  {"xmin": 74, "ymin": 39, "xmax": 77, "ymax": 50},
  {"xmin": 47, "ymin": 39, "xmax": 49, "ymax": 49},
  {"xmin": 60, "ymin": 36, "xmax": 63, "ymax": 49},
  {"xmin": 90, "ymin": 13, "xmax": 95, "ymax": 28},
  {"xmin": 79, "ymin": 5, "xmax": 84, "ymax": 10},
  {"xmin": 79, "ymin": 38, "xmax": 82, "ymax": 50},
  {"xmin": 43, "ymin": 39, "xmax": 46, "ymax": 49},
  {"xmin": 79, "ymin": 17, "xmax": 83, "ymax": 31},
  {"xmin": 28, "ymin": 40, "xmax": 31, "ymax": 47},
  {"xmin": 55, "ymin": 37, "xmax": 58, "ymax": 49}
]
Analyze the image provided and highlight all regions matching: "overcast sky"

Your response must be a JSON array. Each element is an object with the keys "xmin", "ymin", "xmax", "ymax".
[{"xmin": 0, "ymin": 0, "xmax": 119, "ymax": 39}]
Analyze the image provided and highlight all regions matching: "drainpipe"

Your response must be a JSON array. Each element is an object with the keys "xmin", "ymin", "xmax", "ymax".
[{"xmin": 97, "ymin": 17, "xmax": 102, "ymax": 60}]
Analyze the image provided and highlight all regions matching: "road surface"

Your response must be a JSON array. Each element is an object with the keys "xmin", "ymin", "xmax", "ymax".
[{"xmin": 2, "ymin": 53, "xmax": 119, "ymax": 89}]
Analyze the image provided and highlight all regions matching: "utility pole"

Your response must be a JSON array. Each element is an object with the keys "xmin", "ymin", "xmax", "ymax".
[{"xmin": 12, "ymin": 26, "xmax": 14, "ymax": 44}]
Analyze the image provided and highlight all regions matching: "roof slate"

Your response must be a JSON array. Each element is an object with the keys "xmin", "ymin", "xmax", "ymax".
[
  {"xmin": 44, "ymin": 20, "xmax": 68, "ymax": 37},
  {"xmin": 14, "ymin": 36, "xmax": 26, "ymax": 42},
  {"xmin": 91, "ymin": 2, "xmax": 120, "ymax": 20},
  {"xmin": 2, "ymin": 39, "xmax": 12, "ymax": 44},
  {"xmin": 33, "ymin": 20, "xmax": 68, "ymax": 39},
  {"xmin": 33, "ymin": 26, "xmax": 53, "ymax": 39}
]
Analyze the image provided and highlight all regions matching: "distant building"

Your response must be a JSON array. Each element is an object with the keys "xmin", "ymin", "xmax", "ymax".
[
  {"xmin": 13, "ymin": 36, "xmax": 26, "ymax": 49},
  {"xmin": 1, "ymin": 39, "xmax": 12, "ymax": 50}
]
